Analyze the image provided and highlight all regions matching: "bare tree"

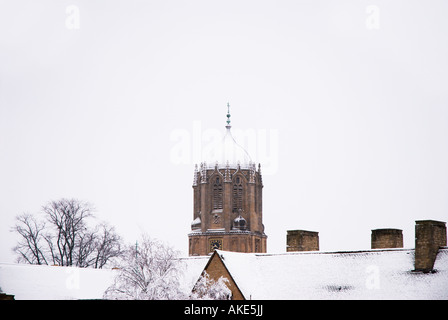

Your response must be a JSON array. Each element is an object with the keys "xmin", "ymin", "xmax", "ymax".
[
  {"xmin": 87, "ymin": 223, "xmax": 122, "ymax": 269},
  {"xmin": 12, "ymin": 198, "xmax": 123, "ymax": 268},
  {"xmin": 13, "ymin": 214, "xmax": 48, "ymax": 265},
  {"xmin": 42, "ymin": 199, "xmax": 93, "ymax": 266}
]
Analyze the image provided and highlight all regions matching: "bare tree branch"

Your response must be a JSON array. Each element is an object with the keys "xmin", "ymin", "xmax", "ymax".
[
  {"xmin": 12, "ymin": 198, "xmax": 123, "ymax": 268},
  {"xmin": 12, "ymin": 214, "xmax": 47, "ymax": 265}
]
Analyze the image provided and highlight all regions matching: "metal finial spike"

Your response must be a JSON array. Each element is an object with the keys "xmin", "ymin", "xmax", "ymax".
[{"xmin": 226, "ymin": 102, "xmax": 231, "ymax": 127}]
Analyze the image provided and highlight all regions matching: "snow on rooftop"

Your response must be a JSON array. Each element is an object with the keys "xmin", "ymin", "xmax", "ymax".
[
  {"xmin": 0, "ymin": 255, "xmax": 210, "ymax": 300},
  {"xmin": 2, "ymin": 249, "xmax": 447, "ymax": 300},
  {"xmin": 216, "ymin": 248, "xmax": 448, "ymax": 300},
  {"xmin": 0, "ymin": 263, "xmax": 116, "ymax": 300},
  {"xmin": 177, "ymin": 255, "xmax": 211, "ymax": 294}
]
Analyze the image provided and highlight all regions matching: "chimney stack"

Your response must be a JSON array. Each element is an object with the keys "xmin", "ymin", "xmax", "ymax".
[
  {"xmin": 371, "ymin": 229, "xmax": 403, "ymax": 249},
  {"xmin": 414, "ymin": 220, "xmax": 447, "ymax": 272},
  {"xmin": 286, "ymin": 230, "xmax": 319, "ymax": 252}
]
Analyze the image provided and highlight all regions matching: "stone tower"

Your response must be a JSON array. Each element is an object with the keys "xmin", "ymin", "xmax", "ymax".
[{"xmin": 188, "ymin": 104, "xmax": 267, "ymax": 255}]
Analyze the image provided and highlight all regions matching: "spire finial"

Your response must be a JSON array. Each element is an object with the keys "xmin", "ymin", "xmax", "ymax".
[{"xmin": 226, "ymin": 102, "xmax": 231, "ymax": 128}]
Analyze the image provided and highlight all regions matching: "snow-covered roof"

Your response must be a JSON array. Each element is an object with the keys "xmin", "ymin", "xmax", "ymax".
[
  {"xmin": 0, "ymin": 263, "xmax": 116, "ymax": 300},
  {"xmin": 178, "ymin": 255, "xmax": 211, "ymax": 294},
  {"xmin": 213, "ymin": 248, "xmax": 448, "ymax": 300},
  {"xmin": 0, "ymin": 255, "xmax": 210, "ymax": 300}
]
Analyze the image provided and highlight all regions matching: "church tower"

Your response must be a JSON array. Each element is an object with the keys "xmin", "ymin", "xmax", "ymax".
[{"xmin": 188, "ymin": 104, "xmax": 267, "ymax": 255}]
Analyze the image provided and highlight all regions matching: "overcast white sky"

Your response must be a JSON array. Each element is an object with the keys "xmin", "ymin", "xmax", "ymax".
[{"xmin": 1, "ymin": 0, "xmax": 448, "ymax": 263}]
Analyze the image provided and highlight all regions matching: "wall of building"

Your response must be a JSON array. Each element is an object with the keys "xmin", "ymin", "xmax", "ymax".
[
  {"xmin": 201, "ymin": 252, "xmax": 245, "ymax": 300},
  {"xmin": 190, "ymin": 165, "xmax": 266, "ymax": 256},
  {"xmin": 189, "ymin": 233, "xmax": 267, "ymax": 256}
]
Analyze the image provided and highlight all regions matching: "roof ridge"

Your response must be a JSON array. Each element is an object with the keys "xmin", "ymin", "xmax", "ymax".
[{"xmin": 253, "ymin": 248, "xmax": 414, "ymax": 257}]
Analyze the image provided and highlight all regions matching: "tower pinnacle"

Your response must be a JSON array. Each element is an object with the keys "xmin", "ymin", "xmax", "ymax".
[{"xmin": 226, "ymin": 102, "xmax": 231, "ymax": 128}]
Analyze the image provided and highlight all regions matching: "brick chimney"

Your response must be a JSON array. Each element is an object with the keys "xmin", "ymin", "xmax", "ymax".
[
  {"xmin": 286, "ymin": 230, "xmax": 319, "ymax": 252},
  {"xmin": 371, "ymin": 229, "xmax": 403, "ymax": 249},
  {"xmin": 414, "ymin": 220, "xmax": 447, "ymax": 272}
]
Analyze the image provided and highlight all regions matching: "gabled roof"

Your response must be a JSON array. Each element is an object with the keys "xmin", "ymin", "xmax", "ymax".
[
  {"xmin": 178, "ymin": 255, "xmax": 212, "ymax": 294},
  {"xmin": 213, "ymin": 248, "xmax": 448, "ymax": 300}
]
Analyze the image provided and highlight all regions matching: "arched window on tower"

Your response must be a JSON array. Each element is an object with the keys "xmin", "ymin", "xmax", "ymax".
[
  {"xmin": 213, "ymin": 177, "xmax": 223, "ymax": 210},
  {"xmin": 233, "ymin": 176, "xmax": 243, "ymax": 212}
]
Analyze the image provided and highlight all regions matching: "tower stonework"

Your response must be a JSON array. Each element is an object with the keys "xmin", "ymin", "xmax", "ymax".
[{"xmin": 188, "ymin": 105, "xmax": 267, "ymax": 255}]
